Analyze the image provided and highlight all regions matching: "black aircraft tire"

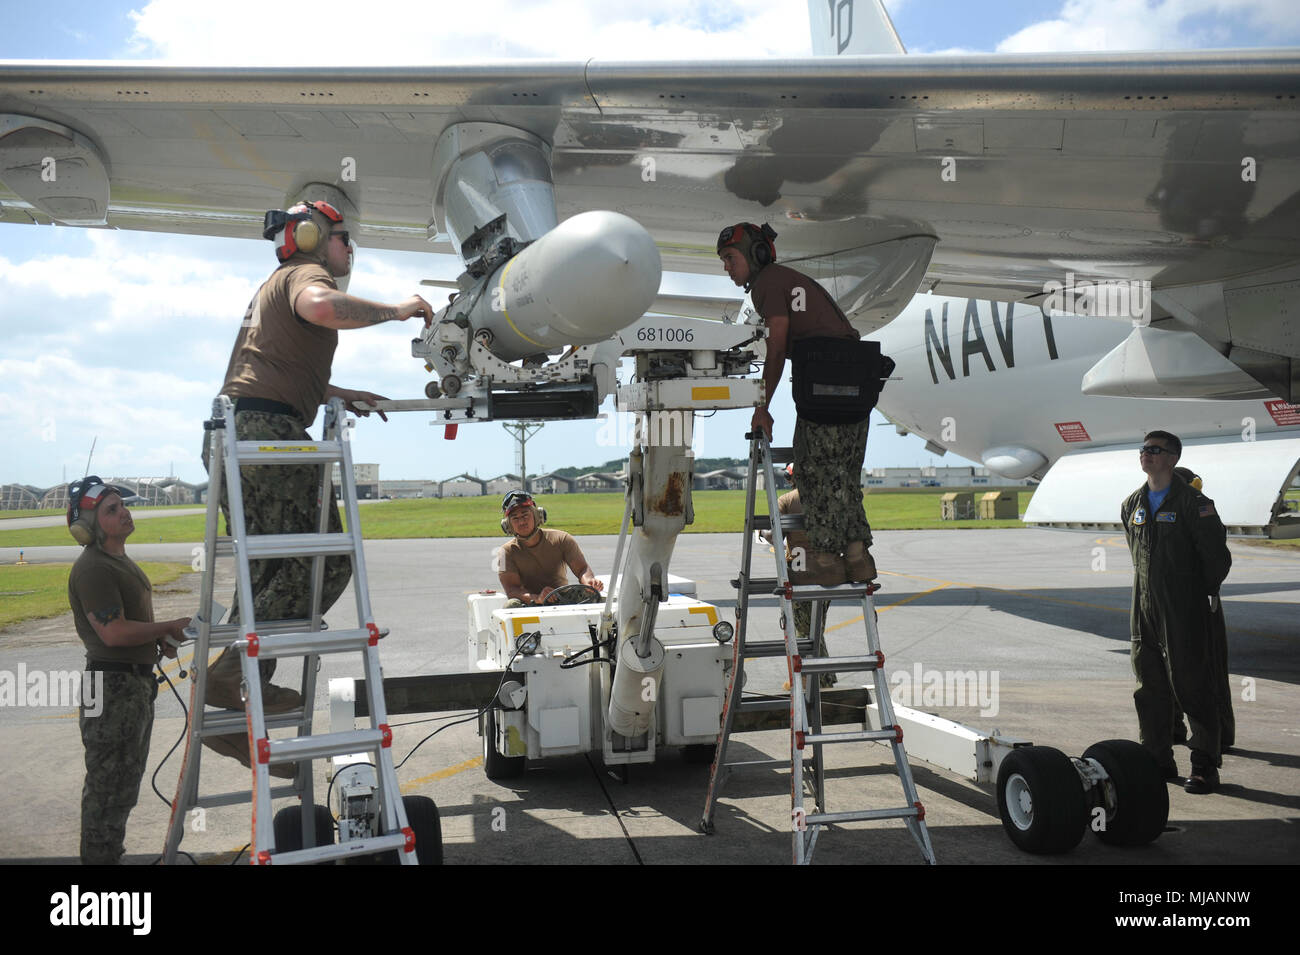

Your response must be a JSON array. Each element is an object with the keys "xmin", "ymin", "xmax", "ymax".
[
  {"xmin": 401, "ymin": 795, "xmax": 444, "ymax": 865},
  {"xmin": 996, "ymin": 746, "xmax": 1088, "ymax": 854},
  {"xmin": 272, "ymin": 803, "xmax": 335, "ymax": 856},
  {"xmin": 1082, "ymin": 739, "xmax": 1169, "ymax": 847}
]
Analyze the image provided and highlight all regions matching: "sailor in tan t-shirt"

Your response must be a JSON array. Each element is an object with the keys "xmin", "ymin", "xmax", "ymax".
[
  {"xmin": 496, "ymin": 490, "xmax": 604, "ymax": 606},
  {"xmin": 65, "ymin": 476, "xmax": 190, "ymax": 864},
  {"xmin": 202, "ymin": 198, "xmax": 434, "ymax": 731},
  {"xmin": 719, "ymin": 221, "xmax": 878, "ymax": 585}
]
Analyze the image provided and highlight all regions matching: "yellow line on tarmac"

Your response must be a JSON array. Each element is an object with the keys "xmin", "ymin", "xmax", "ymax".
[
  {"xmin": 400, "ymin": 755, "xmax": 483, "ymax": 793},
  {"xmin": 824, "ymin": 581, "xmax": 952, "ymax": 633}
]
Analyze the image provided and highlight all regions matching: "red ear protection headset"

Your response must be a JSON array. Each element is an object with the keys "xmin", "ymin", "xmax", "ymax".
[
  {"xmin": 263, "ymin": 200, "xmax": 344, "ymax": 261},
  {"xmin": 716, "ymin": 222, "xmax": 778, "ymax": 268}
]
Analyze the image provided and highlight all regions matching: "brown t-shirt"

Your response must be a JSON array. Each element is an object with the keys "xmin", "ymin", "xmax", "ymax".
[
  {"xmin": 68, "ymin": 546, "xmax": 156, "ymax": 665},
  {"xmin": 750, "ymin": 263, "xmax": 858, "ymax": 343},
  {"xmin": 777, "ymin": 489, "xmax": 811, "ymax": 557},
  {"xmin": 220, "ymin": 258, "xmax": 339, "ymax": 424},
  {"xmin": 501, "ymin": 529, "xmax": 585, "ymax": 594}
]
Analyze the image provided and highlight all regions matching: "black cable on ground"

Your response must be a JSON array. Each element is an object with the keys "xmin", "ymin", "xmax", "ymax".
[{"xmin": 584, "ymin": 753, "xmax": 644, "ymax": 865}]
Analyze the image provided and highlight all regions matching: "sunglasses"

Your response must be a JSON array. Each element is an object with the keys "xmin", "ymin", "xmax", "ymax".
[
  {"xmin": 1139, "ymin": 445, "xmax": 1172, "ymax": 456},
  {"xmin": 330, "ymin": 230, "xmax": 351, "ymax": 245}
]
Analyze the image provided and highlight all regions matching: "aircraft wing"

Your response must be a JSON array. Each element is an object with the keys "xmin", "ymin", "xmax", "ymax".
[{"xmin": 2, "ymin": 52, "xmax": 1298, "ymax": 384}]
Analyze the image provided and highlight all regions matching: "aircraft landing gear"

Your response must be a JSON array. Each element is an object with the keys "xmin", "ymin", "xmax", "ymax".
[{"xmin": 996, "ymin": 740, "xmax": 1169, "ymax": 854}]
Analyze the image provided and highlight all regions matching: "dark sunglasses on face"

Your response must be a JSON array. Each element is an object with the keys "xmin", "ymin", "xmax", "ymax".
[
  {"xmin": 1139, "ymin": 445, "xmax": 1172, "ymax": 456},
  {"xmin": 331, "ymin": 230, "xmax": 351, "ymax": 245}
]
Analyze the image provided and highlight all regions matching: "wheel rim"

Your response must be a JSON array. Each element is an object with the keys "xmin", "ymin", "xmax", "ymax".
[{"xmin": 1006, "ymin": 773, "xmax": 1034, "ymax": 830}]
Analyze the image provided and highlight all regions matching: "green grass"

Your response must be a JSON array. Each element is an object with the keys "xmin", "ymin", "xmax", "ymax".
[
  {"xmin": 0, "ymin": 490, "xmax": 1031, "ymax": 549},
  {"xmin": 0, "ymin": 503, "xmax": 201, "ymax": 520},
  {"xmin": 0, "ymin": 562, "xmax": 193, "ymax": 630}
]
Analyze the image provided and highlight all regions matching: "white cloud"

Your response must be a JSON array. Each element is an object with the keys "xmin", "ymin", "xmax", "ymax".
[
  {"xmin": 997, "ymin": 0, "xmax": 1299, "ymax": 52},
  {"xmin": 125, "ymin": 0, "xmax": 813, "ymax": 63}
]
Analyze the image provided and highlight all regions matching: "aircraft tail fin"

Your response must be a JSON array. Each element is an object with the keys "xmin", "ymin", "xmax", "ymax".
[{"xmin": 808, "ymin": 0, "xmax": 906, "ymax": 56}]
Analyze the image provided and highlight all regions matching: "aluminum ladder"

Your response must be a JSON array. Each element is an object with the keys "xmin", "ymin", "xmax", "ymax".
[
  {"xmin": 699, "ymin": 432, "xmax": 935, "ymax": 865},
  {"xmin": 161, "ymin": 396, "xmax": 417, "ymax": 864}
]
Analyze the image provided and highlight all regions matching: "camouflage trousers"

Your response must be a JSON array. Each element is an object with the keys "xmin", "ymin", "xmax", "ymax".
[
  {"xmin": 792, "ymin": 416, "xmax": 872, "ymax": 554},
  {"xmin": 792, "ymin": 600, "xmax": 836, "ymax": 687},
  {"xmin": 80, "ymin": 670, "xmax": 156, "ymax": 865},
  {"xmin": 203, "ymin": 410, "xmax": 352, "ymax": 681}
]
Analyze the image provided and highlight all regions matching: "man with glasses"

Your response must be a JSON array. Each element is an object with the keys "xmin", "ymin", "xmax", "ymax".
[
  {"xmin": 497, "ymin": 490, "xmax": 604, "ymax": 607},
  {"xmin": 203, "ymin": 199, "xmax": 432, "ymax": 755},
  {"xmin": 1121, "ymin": 431, "xmax": 1232, "ymax": 794}
]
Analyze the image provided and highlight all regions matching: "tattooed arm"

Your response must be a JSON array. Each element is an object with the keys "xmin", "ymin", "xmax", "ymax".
[
  {"xmin": 295, "ymin": 287, "xmax": 432, "ymax": 330},
  {"xmin": 86, "ymin": 606, "xmax": 191, "ymax": 649}
]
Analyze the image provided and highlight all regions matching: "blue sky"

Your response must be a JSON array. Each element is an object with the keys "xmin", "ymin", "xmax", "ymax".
[{"xmin": 1, "ymin": 1, "xmax": 1295, "ymax": 489}]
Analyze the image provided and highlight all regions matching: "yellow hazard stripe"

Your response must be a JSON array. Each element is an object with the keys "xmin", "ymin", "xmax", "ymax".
[
  {"xmin": 508, "ymin": 615, "xmax": 541, "ymax": 637},
  {"xmin": 498, "ymin": 257, "xmax": 543, "ymax": 347},
  {"xmin": 257, "ymin": 445, "xmax": 319, "ymax": 453},
  {"xmin": 691, "ymin": 386, "xmax": 730, "ymax": 401},
  {"xmin": 687, "ymin": 605, "xmax": 718, "ymax": 626}
]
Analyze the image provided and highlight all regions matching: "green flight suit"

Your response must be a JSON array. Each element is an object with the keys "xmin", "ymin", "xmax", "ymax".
[{"xmin": 1122, "ymin": 475, "xmax": 1232, "ymax": 771}]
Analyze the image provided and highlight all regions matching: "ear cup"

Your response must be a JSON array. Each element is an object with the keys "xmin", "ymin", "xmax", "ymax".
[
  {"xmin": 748, "ymin": 224, "xmax": 774, "ymax": 266},
  {"xmin": 294, "ymin": 218, "xmax": 322, "ymax": 254},
  {"xmin": 501, "ymin": 518, "xmax": 511, "ymax": 534},
  {"xmin": 535, "ymin": 506, "xmax": 547, "ymax": 526},
  {"xmin": 69, "ymin": 521, "xmax": 93, "ymax": 546}
]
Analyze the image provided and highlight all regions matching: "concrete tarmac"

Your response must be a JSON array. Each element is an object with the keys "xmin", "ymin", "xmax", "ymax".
[{"xmin": 1, "ymin": 529, "xmax": 1295, "ymax": 866}]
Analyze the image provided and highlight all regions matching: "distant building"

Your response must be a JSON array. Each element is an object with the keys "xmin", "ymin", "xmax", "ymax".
[
  {"xmin": 0, "ymin": 484, "xmax": 42, "ymax": 510},
  {"xmin": 861, "ymin": 466, "xmax": 1036, "ymax": 489},
  {"xmin": 573, "ymin": 472, "xmax": 623, "ymax": 492},
  {"xmin": 440, "ymin": 474, "xmax": 487, "ymax": 498},
  {"xmin": 530, "ymin": 473, "xmax": 575, "ymax": 495},
  {"xmin": 332, "ymin": 463, "xmax": 380, "ymax": 499},
  {"xmin": 380, "ymin": 479, "xmax": 439, "ymax": 499},
  {"xmin": 695, "ymin": 468, "xmax": 746, "ymax": 491},
  {"xmin": 486, "ymin": 474, "xmax": 525, "ymax": 497}
]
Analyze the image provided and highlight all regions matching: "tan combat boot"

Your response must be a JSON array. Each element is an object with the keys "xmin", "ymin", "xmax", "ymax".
[
  {"xmin": 844, "ymin": 541, "xmax": 878, "ymax": 582},
  {"xmin": 201, "ymin": 734, "xmax": 298, "ymax": 778},
  {"xmin": 205, "ymin": 648, "xmax": 303, "ymax": 714},
  {"xmin": 789, "ymin": 549, "xmax": 848, "ymax": 586}
]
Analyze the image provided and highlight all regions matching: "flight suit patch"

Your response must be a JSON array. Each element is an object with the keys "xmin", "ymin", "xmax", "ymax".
[
  {"xmin": 1132, "ymin": 507, "xmax": 1146, "ymax": 525},
  {"xmin": 1156, "ymin": 512, "xmax": 1176, "ymax": 522}
]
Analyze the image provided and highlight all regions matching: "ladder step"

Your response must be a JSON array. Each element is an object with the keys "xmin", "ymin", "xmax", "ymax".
[
  {"xmin": 233, "ymin": 439, "xmax": 346, "ymax": 465},
  {"xmin": 801, "ymin": 728, "xmax": 899, "ymax": 746},
  {"xmin": 191, "ymin": 784, "xmax": 301, "ymax": 809},
  {"xmin": 269, "ymin": 832, "xmax": 409, "ymax": 865},
  {"xmin": 797, "ymin": 655, "xmax": 881, "ymax": 674},
  {"xmin": 201, "ymin": 617, "xmax": 329, "ymax": 647},
  {"xmin": 805, "ymin": 807, "xmax": 921, "ymax": 826},
  {"xmin": 243, "ymin": 533, "xmax": 358, "ymax": 559},
  {"xmin": 235, "ymin": 628, "xmax": 378, "ymax": 659},
  {"xmin": 731, "ymin": 577, "xmax": 878, "ymax": 598},
  {"xmin": 769, "ymin": 447, "xmax": 794, "ymax": 464},
  {"xmin": 742, "ymin": 639, "xmax": 816, "ymax": 658},
  {"xmin": 751, "ymin": 513, "xmax": 805, "ymax": 531},
  {"xmin": 199, "ymin": 710, "xmax": 307, "ymax": 733},
  {"xmin": 264, "ymin": 728, "xmax": 387, "ymax": 764}
]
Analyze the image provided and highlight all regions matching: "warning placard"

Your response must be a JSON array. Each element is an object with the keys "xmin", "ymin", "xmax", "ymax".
[
  {"xmin": 1265, "ymin": 400, "xmax": 1300, "ymax": 427},
  {"xmin": 1054, "ymin": 421, "xmax": 1091, "ymax": 442}
]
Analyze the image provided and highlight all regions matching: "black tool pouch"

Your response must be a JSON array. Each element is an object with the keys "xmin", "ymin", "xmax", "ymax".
[{"xmin": 790, "ymin": 337, "xmax": 894, "ymax": 424}]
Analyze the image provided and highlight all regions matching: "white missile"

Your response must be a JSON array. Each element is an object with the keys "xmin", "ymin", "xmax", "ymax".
[{"xmin": 467, "ymin": 210, "xmax": 662, "ymax": 362}]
